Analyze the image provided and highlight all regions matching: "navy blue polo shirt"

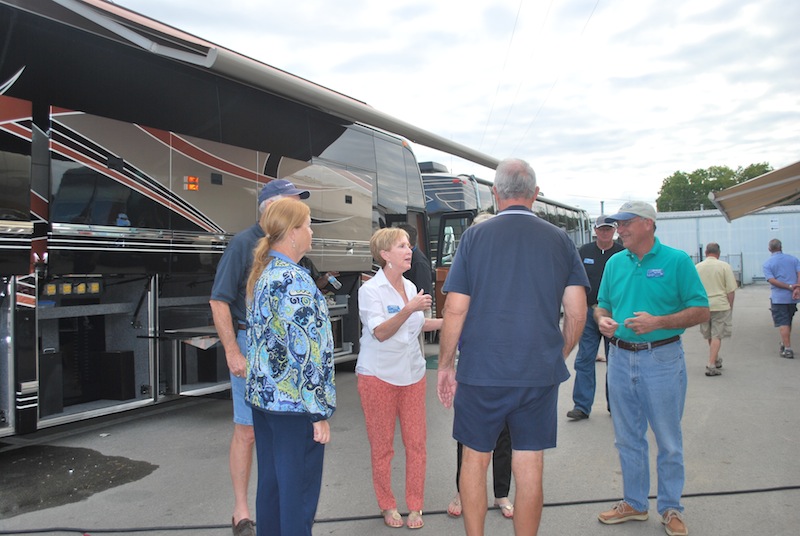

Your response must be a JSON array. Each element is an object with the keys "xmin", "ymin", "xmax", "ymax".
[
  {"xmin": 210, "ymin": 223, "xmax": 263, "ymax": 326},
  {"xmin": 443, "ymin": 206, "xmax": 589, "ymax": 387}
]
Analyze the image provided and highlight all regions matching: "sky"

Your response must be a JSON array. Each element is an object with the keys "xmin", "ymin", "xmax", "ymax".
[{"xmin": 113, "ymin": 0, "xmax": 799, "ymax": 217}]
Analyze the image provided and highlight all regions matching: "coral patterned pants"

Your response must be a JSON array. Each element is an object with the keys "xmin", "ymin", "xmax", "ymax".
[{"xmin": 357, "ymin": 374, "xmax": 427, "ymax": 512}]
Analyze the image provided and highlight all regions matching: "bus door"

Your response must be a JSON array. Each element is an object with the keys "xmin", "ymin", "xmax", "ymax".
[{"xmin": 432, "ymin": 210, "xmax": 474, "ymax": 318}]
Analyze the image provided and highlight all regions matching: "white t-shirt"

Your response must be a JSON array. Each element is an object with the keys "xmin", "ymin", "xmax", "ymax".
[{"xmin": 356, "ymin": 268, "xmax": 426, "ymax": 386}]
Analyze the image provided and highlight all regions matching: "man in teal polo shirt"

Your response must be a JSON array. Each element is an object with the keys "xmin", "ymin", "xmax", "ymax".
[{"xmin": 593, "ymin": 201, "xmax": 709, "ymax": 536}]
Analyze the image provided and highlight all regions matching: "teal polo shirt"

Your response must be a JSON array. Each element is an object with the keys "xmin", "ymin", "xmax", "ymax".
[{"xmin": 597, "ymin": 237, "xmax": 708, "ymax": 343}]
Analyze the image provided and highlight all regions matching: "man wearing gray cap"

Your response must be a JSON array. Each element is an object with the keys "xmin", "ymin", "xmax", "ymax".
[
  {"xmin": 567, "ymin": 216, "xmax": 624, "ymax": 421},
  {"xmin": 594, "ymin": 201, "xmax": 709, "ymax": 536},
  {"xmin": 210, "ymin": 179, "xmax": 310, "ymax": 536}
]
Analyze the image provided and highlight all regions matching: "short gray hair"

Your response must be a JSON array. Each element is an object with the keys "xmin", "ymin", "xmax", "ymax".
[
  {"xmin": 494, "ymin": 158, "xmax": 537, "ymax": 200},
  {"xmin": 258, "ymin": 194, "xmax": 283, "ymax": 214}
]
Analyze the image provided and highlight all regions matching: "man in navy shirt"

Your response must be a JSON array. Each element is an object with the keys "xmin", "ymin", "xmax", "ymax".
[
  {"xmin": 437, "ymin": 158, "xmax": 588, "ymax": 536},
  {"xmin": 398, "ymin": 223, "xmax": 433, "ymax": 297}
]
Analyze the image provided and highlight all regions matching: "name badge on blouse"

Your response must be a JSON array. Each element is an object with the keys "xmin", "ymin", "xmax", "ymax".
[
  {"xmin": 647, "ymin": 269, "xmax": 664, "ymax": 278},
  {"xmin": 387, "ymin": 305, "xmax": 401, "ymax": 313},
  {"xmin": 584, "ymin": 258, "xmax": 595, "ymax": 264}
]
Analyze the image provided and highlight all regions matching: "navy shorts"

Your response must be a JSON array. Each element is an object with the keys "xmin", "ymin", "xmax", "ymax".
[
  {"xmin": 771, "ymin": 302, "xmax": 797, "ymax": 327},
  {"xmin": 453, "ymin": 383, "xmax": 558, "ymax": 452}
]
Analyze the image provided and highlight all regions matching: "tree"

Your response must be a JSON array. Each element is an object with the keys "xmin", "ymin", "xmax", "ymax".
[{"xmin": 656, "ymin": 163, "xmax": 772, "ymax": 212}]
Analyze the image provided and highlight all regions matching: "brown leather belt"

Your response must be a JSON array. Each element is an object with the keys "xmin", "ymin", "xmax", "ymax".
[
  {"xmin": 237, "ymin": 323, "xmax": 247, "ymax": 331},
  {"xmin": 610, "ymin": 335, "xmax": 680, "ymax": 352}
]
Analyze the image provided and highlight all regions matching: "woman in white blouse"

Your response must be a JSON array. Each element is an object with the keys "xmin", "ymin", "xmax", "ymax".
[{"xmin": 356, "ymin": 227, "xmax": 442, "ymax": 530}]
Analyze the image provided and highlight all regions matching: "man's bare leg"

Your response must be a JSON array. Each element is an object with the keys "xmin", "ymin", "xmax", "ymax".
[
  {"xmin": 511, "ymin": 449, "xmax": 544, "ymax": 536},
  {"xmin": 460, "ymin": 445, "xmax": 492, "ymax": 536},
  {"xmin": 779, "ymin": 325, "xmax": 792, "ymax": 350},
  {"xmin": 707, "ymin": 338, "xmax": 722, "ymax": 368},
  {"xmin": 230, "ymin": 423, "xmax": 255, "ymax": 523}
]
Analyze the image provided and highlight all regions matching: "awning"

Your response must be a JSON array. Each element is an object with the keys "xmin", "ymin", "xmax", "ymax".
[
  {"xmin": 9, "ymin": 0, "xmax": 500, "ymax": 170},
  {"xmin": 709, "ymin": 160, "xmax": 800, "ymax": 222}
]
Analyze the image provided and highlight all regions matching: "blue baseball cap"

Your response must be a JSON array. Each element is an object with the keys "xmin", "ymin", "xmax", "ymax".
[{"xmin": 258, "ymin": 179, "xmax": 310, "ymax": 205}]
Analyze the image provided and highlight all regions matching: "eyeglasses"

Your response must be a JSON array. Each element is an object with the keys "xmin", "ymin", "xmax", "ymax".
[{"xmin": 617, "ymin": 217, "xmax": 640, "ymax": 228}]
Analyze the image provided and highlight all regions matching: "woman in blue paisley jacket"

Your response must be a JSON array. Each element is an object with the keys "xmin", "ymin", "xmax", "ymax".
[{"xmin": 245, "ymin": 197, "xmax": 336, "ymax": 536}]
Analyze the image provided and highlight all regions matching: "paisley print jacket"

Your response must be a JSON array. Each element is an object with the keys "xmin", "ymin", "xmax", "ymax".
[{"xmin": 245, "ymin": 255, "xmax": 336, "ymax": 420}]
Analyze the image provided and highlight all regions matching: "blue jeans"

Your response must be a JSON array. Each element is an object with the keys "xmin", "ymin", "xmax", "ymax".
[
  {"xmin": 231, "ymin": 329, "xmax": 253, "ymax": 426},
  {"xmin": 571, "ymin": 308, "xmax": 610, "ymax": 414},
  {"xmin": 608, "ymin": 340, "xmax": 686, "ymax": 515}
]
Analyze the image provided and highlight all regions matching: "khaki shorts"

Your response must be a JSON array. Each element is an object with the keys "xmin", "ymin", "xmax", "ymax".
[{"xmin": 699, "ymin": 309, "xmax": 732, "ymax": 340}]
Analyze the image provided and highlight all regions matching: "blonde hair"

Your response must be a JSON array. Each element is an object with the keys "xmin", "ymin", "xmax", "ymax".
[
  {"xmin": 246, "ymin": 197, "xmax": 310, "ymax": 299},
  {"xmin": 370, "ymin": 227, "xmax": 409, "ymax": 268}
]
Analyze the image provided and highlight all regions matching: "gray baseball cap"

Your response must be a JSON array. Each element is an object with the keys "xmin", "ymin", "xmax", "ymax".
[
  {"xmin": 595, "ymin": 215, "xmax": 616, "ymax": 228},
  {"xmin": 605, "ymin": 200, "xmax": 656, "ymax": 222}
]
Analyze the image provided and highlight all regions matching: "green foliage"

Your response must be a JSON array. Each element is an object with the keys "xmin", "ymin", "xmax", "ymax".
[{"xmin": 656, "ymin": 163, "xmax": 772, "ymax": 212}]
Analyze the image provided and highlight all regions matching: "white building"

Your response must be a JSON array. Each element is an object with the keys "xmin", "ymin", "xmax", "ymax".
[{"xmin": 654, "ymin": 205, "xmax": 800, "ymax": 285}]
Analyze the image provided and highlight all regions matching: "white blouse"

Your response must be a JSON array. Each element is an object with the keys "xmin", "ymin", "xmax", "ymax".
[{"xmin": 356, "ymin": 268, "xmax": 426, "ymax": 386}]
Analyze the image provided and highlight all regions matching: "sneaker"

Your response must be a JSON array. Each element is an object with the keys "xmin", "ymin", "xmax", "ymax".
[
  {"xmin": 598, "ymin": 501, "xmax": 648, "ymax": 524},
  {"xmin": 566, "ymin": 408, "xmax": 589, "ymax": 420},
  {"xmin": 780, "ymin": 343, "xmax": 785, "ymax": 357},
  {"xmin": 715, "ymin": 356, "xmax": 722, "ymax": 368},
  {"xmin": 782, "ymin": 348, "xmax": 794, "ymax": 359},
  {"xmin": 705, "ymin": 366, "xmax": 721, "ymax": 376},
  {"xmin": 661, "ymin": 509, "xmax": 687, "ymax": 536}
]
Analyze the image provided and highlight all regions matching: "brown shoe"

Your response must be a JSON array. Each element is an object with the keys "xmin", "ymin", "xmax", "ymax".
[
  {"xmin": 662, "ymin": 509, "xmax": 688, "ymax": 536},
  {"xmin": 232, "ymin": 517, "xmax": 255, "ymax": 536},
  {"xmin": 598, "ymin": 501, "xmax": 648, "ymax": 524}
]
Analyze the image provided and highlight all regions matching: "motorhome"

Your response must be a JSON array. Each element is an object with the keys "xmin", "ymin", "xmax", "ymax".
[
  {"xmin": 0, "ymin": 0, "xmax": 498, "ymax": 436},
  {"xmin": 420, "ymin": 162, "xmax": 592, "ymax": 316}
]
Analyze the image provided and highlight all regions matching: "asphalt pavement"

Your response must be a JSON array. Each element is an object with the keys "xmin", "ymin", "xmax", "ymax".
[{"xmin": 1, "ymin": 283, "xmax": 799, "ymax": 535}]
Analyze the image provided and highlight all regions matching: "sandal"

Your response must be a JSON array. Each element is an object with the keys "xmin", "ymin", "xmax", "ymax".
[
  {"xmin": 407, "ymin": 510, "xmax": 424, "ymax": 529},
  {"xmin": 494, "ymin": 498, "xmax": 514, "ymax": 519},
  {"xmin": 381, "ymin": 508, "xmax": 404, "ymax": 529},
  {"xmin": 447, "ymin": 494, "xmax": 462, "ymax": 517}
]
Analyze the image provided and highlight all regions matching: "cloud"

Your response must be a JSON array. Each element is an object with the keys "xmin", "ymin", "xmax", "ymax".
[{"xmin": 114, "ymin": 0, "xmax": 799, "ymax": 215}]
